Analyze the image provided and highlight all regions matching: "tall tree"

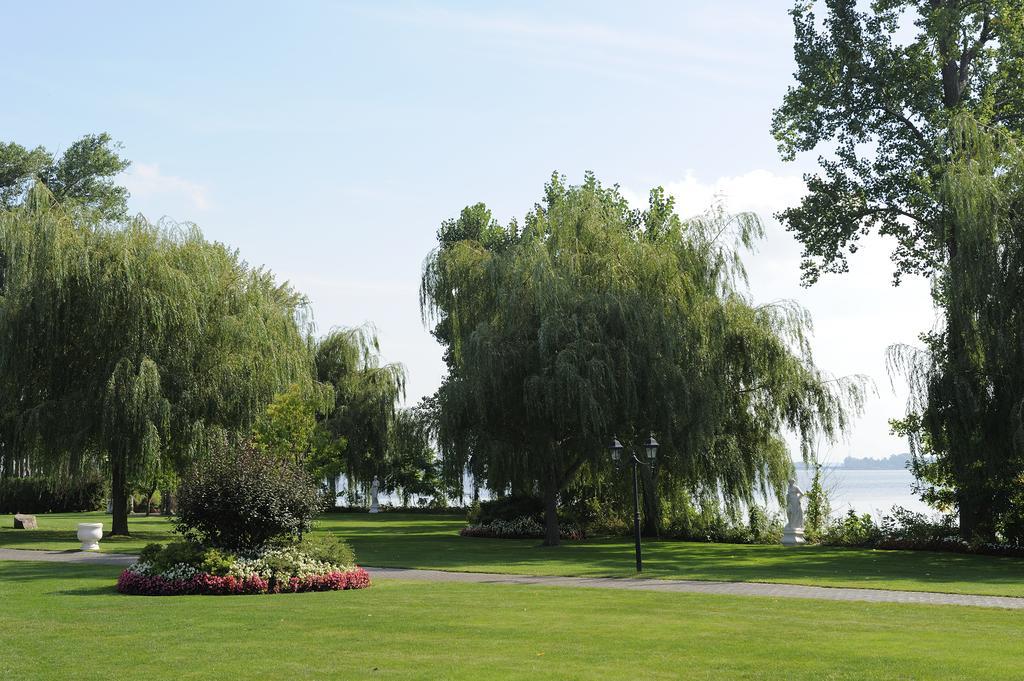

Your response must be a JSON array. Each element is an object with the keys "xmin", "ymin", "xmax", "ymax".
[
  {"xmin": 252, "ymin": 383, "xmax": 335, "ymax": 466},
  {"xmin": 0, "ymin": 185, "xmax": 313, "ymax": 534},
  {"xmin": 314, "ymin": 326, "xmax": 406, "ymax": 499},
  {"xmin": 386, "ymin": 400, "xmax": 450, "ymax": 506},
  {"xmin": 891, "ymin": 114, "xmax": 1024, "ymax": 542},
  {"xmin": 773, "ymin": 0, "xmax": 1024, "ymax": 283},
  {"xmin": 0, "ymin": 133, "xmax": 130, "ymax": 308},
  {"xmin": 772, "ymin": 0, "xmax": 1024, "ymax": 538},
  {"xmin": 422, "ymin": 174, "xmax": 860, "ymax": 545},
  {"xmin": 0, "ymin": 133, "xmax": 130, "ymax": 220}
]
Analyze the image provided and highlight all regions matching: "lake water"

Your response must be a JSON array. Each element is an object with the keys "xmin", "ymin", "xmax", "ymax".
[
  {"xmin": 792, "ymin": 466, "xmax": 929, "ymax": 517},
  {"xmin": 343, "ymin": 466, "xmax": 931, "ymax": 519}
]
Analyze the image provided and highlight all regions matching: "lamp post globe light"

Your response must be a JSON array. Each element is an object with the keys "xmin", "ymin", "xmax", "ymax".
[{"xmin": 608, "ymin": 433, "xmax": 658, "ymax": 572}]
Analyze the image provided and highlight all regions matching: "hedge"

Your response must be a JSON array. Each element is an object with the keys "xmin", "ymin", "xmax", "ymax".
[{"xmin": 0, "ymin": 476, "xmax": 105, "ymax": 514}]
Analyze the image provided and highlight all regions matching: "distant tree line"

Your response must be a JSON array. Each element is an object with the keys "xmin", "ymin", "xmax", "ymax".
[{"xmin": 837, "ymin": 454, "xmax": 910, "ymax": 471}]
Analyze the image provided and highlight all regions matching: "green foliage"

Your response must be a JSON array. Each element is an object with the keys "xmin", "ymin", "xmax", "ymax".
[
  {"xmin": 665, "ymin": 499, "xmax": 783, "ymax": 545},
  {"xmin": 286, "ymin": 533, "xmax": 356, "ymax": 568},
  {"xmin": 804, "ymin": 464, "xmax": 831, "ymax": 542},
  {"xmin": 137, "ymin": 541, "xmax": 235, "ymax": 575},
  {"xmin": 313, "ymin": 325, "xmax": 405, "ymax": 492},
  {"xmin": 772, "ymin": 0, "xmax": 1024, "ymax": 284},
  {"xmin": 775, "ymin": 1, "xmax": 1024, "ymax": 543},
  {"xmin": 384, "ymin": 400, "xmax": 452, "ymax": 505},
  {"xmin": 815, "ymin": 506, "xmax": 1020, "ymax": 555},
  {"xmin": 822, "ymin": 510, "xmax": 881, "ymax": 547},
  {"xmin": 199, "ymin": 547, "xmax": 235, "ymax": 576},
  {"xmin": 174, "ymin": 440, "xmax": 327, "ymax": 552},
  {"xmin": 422, "ymin": 173, "xmax": 862, "ymax": 545},
  {"xmin": 0, "ymin": 475, "xmax": 104, "ymax": 513},
  {"xmin": 0, "ymin": 133, "xmax": 130, "ymax": 220},
  {"xmin": 0, "ymin": 186, "xmax": 315, "ymax": 534},
  {"xmin": 138, "ymin": 543, "xmax": 164, "ymax": 564},
  {"xmin": 147, "ymin": 541, "xmax": 208, "ymax": 572},
  {"xmin": 471, "ymin": 495, "xmax": 546, "ymax": 526},
  {"xmin": 253, "ymin": 383, "xmax": 334, "ymax": 464},
  {"xmin": 559, "ymin": 491, "xmax": 632, "ymax": 536},
  {"xmin": 311, "ymin": 327, "xmax": 446, "ymax": 509},
  {"xmin": 0, "ymin": 134, "xmax": 131, "ymax": 481},
  {"xmin": 888, "ymin": 115, "xmax": 1024, "ymax": 542}
]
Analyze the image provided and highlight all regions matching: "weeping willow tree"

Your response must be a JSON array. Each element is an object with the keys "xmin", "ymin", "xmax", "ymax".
[
  {"xmin": 0, "ymin": 185, "xmax": 315, "ymax": 534},
  {"xmin": 314, "ymin": 325, "xmax": 406, "ymax": 501},
  {"xmin": 422, "ymin": 173, "xmax": 863, "ymax": 546},
  {"xmin": 891, "ymin": 114, "xmax": 1024, "ymax": 542}
]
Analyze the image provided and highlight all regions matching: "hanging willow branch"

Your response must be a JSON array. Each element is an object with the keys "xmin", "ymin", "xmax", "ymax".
[
  {"xmin": 0, "ymin": 184, "xmax": 315, "ymax": 533},
  {"xmin": 422, "ymin": 172, "xmax": 864, "ymax": 544},
  {"xmin": 888, "ymin": 113, "xmax": 1024, "ymax": 541}
]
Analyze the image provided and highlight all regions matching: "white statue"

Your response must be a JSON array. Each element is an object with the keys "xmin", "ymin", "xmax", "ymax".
[
  {"xmin": 781, "ymin": 479, "xmax": 806, "ymax": 546},
  {"xmin": 369, "ymin": 476, "xmax": 381, "ymax": 514}
]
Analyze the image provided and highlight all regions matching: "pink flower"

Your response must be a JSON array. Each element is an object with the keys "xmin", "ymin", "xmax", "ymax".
[{"xmin": 117, "ymin": 567, "xmax": 370, "ymax": 596}]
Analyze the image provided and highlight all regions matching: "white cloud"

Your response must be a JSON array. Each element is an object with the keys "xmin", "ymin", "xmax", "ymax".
[
  {"xmin": 122, "ymin": 163, "xmax": 210, "ymax": 212},
  {"xmin": 623, "ymin": 169, "xmax": 807, "ymax": 219}
]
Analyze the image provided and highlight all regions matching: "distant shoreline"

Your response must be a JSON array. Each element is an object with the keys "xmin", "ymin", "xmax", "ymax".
[{"xmin": 794, "ymin": 453, "xmax": 911, "ymax": 471}]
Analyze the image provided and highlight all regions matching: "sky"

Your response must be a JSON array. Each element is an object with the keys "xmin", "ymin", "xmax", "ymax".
[{"xmin": 3, "ymin": 1, "xmax": 935, "ymax": 463}]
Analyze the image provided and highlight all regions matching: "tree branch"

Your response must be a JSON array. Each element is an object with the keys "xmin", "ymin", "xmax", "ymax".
[
  {"xmin": 876, "ymin": 104, "xmax": 931, "ymax": 151},
  {"xmin": 859, "ymin": 204, "xmax": 929, "ymax": 226}
]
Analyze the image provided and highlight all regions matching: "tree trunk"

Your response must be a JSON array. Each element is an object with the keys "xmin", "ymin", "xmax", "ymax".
[
  {"xmin": 957, "ymin": 483, "xmax": 996, "ymax": 543},
  {"xmin": 640, "ymin": 463, "xmax": 661, "ymax": 538},
  {"xmin": 110, "ymin": 457, "xmax": 130, "ymax": 535},
  {"xmin": 542, "ymin": 470, "xmax": 560, "ymax": 547},
  {"xmin": 328, "ymin": 475, "xmax": 338, "ymax": 508},
  {"xmin": 146, "ymin": 482, "xmax": 158, "ymax": 516},
  {"xmin": 957, "ymin": 489, "xmax": 976, "ymax": 541}
]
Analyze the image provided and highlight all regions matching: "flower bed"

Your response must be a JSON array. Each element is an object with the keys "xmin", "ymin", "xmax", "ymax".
[
  {"xmin": 117, "ymin": 539, "xmax": 371, "ymax": 596},
  {"xmin": 460, "ymin": 515, "xmax": 585, "ymax": 540},
  {"xmin": 117, "ymin": 565, "xmax": 370, "ymax": 596}
]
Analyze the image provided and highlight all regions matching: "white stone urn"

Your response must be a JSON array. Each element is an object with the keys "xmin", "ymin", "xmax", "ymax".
[{"xmin": 77, "ymin": 522, "xmax": 103, "ymax": 551}]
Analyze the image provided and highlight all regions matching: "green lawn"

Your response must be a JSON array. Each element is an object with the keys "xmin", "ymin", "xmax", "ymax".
[
  {"xmin": 2, "ymin": 560, "xmax": 1023, "ymax": 681},
  {"xmin": 3, "ymin": 511, "xmax": 1024, "ymax": 597}
]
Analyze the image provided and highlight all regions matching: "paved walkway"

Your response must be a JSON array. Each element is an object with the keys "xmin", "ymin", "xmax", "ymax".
[
  {"xmin": 3, "ymin": 548, "xmax": 1022, "ymax": 609},
  {"xmin": 0, "ymin": 548, "xmax": 137, "ymax": 567}
]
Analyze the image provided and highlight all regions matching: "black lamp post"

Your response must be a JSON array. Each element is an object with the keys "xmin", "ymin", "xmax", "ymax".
[{"xmin": 609, "ymin": 433, "xmax": 659, "ymax": 572}]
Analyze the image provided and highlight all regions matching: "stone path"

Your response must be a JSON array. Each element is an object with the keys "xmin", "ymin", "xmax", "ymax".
[
  {"xmin": 0, "ymin": 548, "xmax": 136, "ymax": 567},
  {"xmin": 2, "ymin": 548, "xmax": 1022, "ymax": 609}
]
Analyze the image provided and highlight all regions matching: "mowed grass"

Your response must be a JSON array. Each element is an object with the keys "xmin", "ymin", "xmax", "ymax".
[
  {"xmin": 3, "ymin": 511, "xmax": 1024, "ymax": 597},
  {"xmin": 2, "ymin": 560, "xmax": 1024, "ymax": 681}
]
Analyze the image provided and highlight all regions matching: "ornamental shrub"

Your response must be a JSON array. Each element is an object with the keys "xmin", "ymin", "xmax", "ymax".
[
  {"xmin": 287, "ymin": 533, "xmax": 356, "ymax": 567},
  {"xmin": 666, "ymin": 501, "xmax": 783, "ymax": 544},
  {"xmin": 461, "ymin": 515, "xmax": 586, "ymax": 540},
  {"xmin": 0, "ymin": 475, "xmax": 104, "ymax": 513},
  {"xmin": 148, "ymin": 541, "xmax": 206, "ymax": 573},
  {"xmin": 804, "ymin": 464, "xmax": 831, "ymax": 543},
  {"xmin": 174, "ymin": 441, "xmax": 327, "ymax": 552},
  {"xmin": 821, "ymin": 510, "xmax": 880, "ymax": 546},
  {"xmin": 471, "ymin": 494, "xmax": 545, "ymax": 525},
  {"xmin": 200, "ymin": 548, "xmax": 234, "ymax": 576},
  {"xmin": 139, "ymin": 543, "xmax": 164, "ymax": 565}
]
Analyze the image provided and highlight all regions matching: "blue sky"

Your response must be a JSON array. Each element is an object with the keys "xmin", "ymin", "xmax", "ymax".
[{"xmin": 4, "ymin": 1, "xmax": 934, "ymax": 462}]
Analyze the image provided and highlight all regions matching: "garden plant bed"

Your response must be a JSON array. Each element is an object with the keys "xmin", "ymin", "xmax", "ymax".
[
  {"xmin": 117, "ymin": 537, "xmax": 370, "ymax": 596},
  {"xmin": 117, "ymin": 565, "xmax": 370, "ymax": 595}
]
